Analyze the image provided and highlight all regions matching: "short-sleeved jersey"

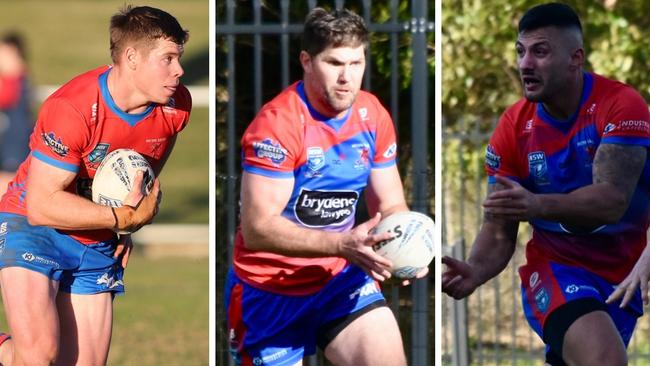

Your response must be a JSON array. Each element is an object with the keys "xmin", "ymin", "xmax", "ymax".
[
  {"xmin": 0, "ymin": 65, "xmax": 192, "ymax": 244},
  {"xmin": 234, "ymin": 81, "xmax": 398, "ymax": 295},
  {"xmin": 486, "ymin": 72, "xmax": 650, "ymax": 283}
]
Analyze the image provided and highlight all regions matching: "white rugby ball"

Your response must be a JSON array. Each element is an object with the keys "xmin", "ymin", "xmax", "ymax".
[
  {"xmin": 372, "ymin": 211, "xmax": 435, "ymax": 279},
  {"xmin": 91, "ymin": 148, "xmax": 154, "ymax": 208}
]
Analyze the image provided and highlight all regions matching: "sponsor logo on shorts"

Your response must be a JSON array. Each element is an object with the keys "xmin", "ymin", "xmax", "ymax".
[
  {"xmin": 96, "ymin": 273, "xmax": 124, "ymax": 289},
  {"xmin": 88, "ymin": 143, "xmax": 110, "ymax": 168},
  {"xmin": 529, "ymin": 272, "xmax": 540, "ymax": 289},
  {"xmin": 485, "ymin": 145, "xmax": 501, "ymax": 169},
  {"xmin": 565, "ymin": 284, "xmax": 598, "ymax": 295},
  {"xmin": 41, "ymin": 132, "xmax": 69, "ymax": 157},
  {"xmin": 349, "ymin": 282, "xmax": 380, "ymax": 300},
  {"xmin": 253, "ymin": 349, "xmax": 289, "ymax": 365},
  {"xmin": 252, "ymin": 138, "xmax": 287, "ymax": 166},
  {"xmin": 0, "ymin": 222, "xmax": 7, "ymax": 235},
  {"xmin": 528, "ymin": 151, "xmax": 549, "ymax": 186},
  {"xmin": 534, "ymin": 287, "xmax": 550, "ymax": 313},
  {"xmin": 21, "ymin": 252, "xmax": 60, "ymax": 268},
  {"xmin": 294, "ymin": 189, "xmax": 358, "ymax": 227}
]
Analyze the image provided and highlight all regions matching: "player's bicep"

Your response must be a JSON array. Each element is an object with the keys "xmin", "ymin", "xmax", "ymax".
[
  {"xmin": 365, "ymin": 165, "xmax": 408, "ymax": 217},
  {"xmin": 593, "ymin": 143, "xmax": 646, "ymax": 204},
  {"xmin": 26, "ymin": 157, "xmax": 78, "ymax": 212},
  {"xmin": 240, "ymin": 171, "xmax": 294, "ymax": 226}
]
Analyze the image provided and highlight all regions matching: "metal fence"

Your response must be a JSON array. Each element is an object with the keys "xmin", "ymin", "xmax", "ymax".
[
  {"xmin": 441, "ymin": 116, "xmax": 650, "ymax": 366},
  {"xmin": 217, "ymin": 1, "xmax": 433, "ymax": 365}
]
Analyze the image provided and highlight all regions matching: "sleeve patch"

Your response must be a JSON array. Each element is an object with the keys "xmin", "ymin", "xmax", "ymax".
[
  {"xmin": 252, "ymin": 138, "xmax": 288, "ymax": 166},
  {"xmin": 41, "ymin": 131, "xmax": 70, "ymax": 157},
  {"xmin": 485, "ymin": 144, "xmax": 501, "ymax": 169},
  {"xmin": 382, "ymin": 142, "xmax": 397, "ymax": 159},
  {"xmin": 603, "ymin": 120, "xmax": 650, "ymax": 135}
]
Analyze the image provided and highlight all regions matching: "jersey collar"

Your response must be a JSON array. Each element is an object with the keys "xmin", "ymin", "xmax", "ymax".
[
  {"xmin": 536, "ymin": 72, "xmax": 593, "ymax": 133},
  {"xmin": 99, "ymin": 68, "xmax": 155, "ymax": 127},
  {"xmin": 296, "ymin": 81, "xmax": 352, "ymax": 132}
]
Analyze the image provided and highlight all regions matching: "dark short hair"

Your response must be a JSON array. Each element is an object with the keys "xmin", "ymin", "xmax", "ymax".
[
  {"xmin": 1, "ymin": 32, "xmax": 26, "ymax": 60},
  {"xmin": 518, "ymin": 3, "xmax": 582, "ymax": 35},
  {"xmin": 110, "ymin": 5, "xmax": 189, "ymax": 63},
  {"xmin": 301, "ymin": 7, "xmax": 369, "ymax": 56}
]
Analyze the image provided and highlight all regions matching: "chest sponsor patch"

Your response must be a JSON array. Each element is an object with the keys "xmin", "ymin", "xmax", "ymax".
[{"xmin": 294, "ymin": 189, "xmax": 358, "ymax": 227}]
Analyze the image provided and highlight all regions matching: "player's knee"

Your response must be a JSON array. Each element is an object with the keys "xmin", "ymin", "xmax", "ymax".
[
  {"xmin": 565, "ymin": 345, "xmax": 627, "ymax": 366},
  {"xmin": 14, "ymin": 336, "xmax": 59, "ymax": 366}
]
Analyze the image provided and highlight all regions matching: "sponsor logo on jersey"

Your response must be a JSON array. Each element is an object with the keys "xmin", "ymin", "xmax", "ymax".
[
  {"xmin": 21, "ymin": 252, "xmax": 60, "ymax": 268},
  {"xmin": 485, "ymin": 144, "xmax": 501, "ymax": 169},
  {"xmin": 253, "ymin": 138, "xmax": 287, "ymax": 166},
  {"xmin": 587, "ymin": 103, "xmax": 596, "ymax": 114},
  {"xmin": 528, "ymin": 151, "xmax": 549, "ymax": 185},
  {"xmin": 0, "ymin": 222, "xmax": 7, "ymax": 235},
  {"xmin": 349, "ymin": 282, "xmax": 380, "ymax": 300},
  {"xmin": 619, "ymin": 119, "xmax": 650, "ymax": 133},
  {"xmin": 96, "ymin": 272, "xmax": 124, "ymax": 289},
  {"xmin": 88, "ymin": 143, "xmax": 110, "ymax": 168},
  {"xmin": 306, "ymin": 146, "xmax": 325, "ymax": 172},
  {"xmin": 383, "ymin": 142, "xmax": 397, "ymax": 159},
  {"xmin": 534, "ymin": 287, "xmax": 550, "ymax": 313},
  {"xmin": 358, "ymin": 107, "xmax": 369, "ymax": 121},
  {"xmin": 90, "ymin": 103, "xmax": 98, "ymax": 124},
  {"xmin": 603, "ymin": 123, "xmax": 616, "ymax": 134},
  {"xmin": 353, "ymin": 143, "xmax": 370, "ymax": 170},
  {"xmin": 146, "ymin": 137, "xmax": 167, "ymax": 159},
  {"xmin": 295, "ymin": 189, "xmax": 358, "ymax": 227},
  {"xmin": 524, "ymin": 119, "xmax": 533, "ymax": 131},
  {"xmin": 0, "ymin": 238, "xmax": 5, "ymax": 255},
  {"xmin": 41, "ymin": 132, "xmax": 69, "ymax": 157}
]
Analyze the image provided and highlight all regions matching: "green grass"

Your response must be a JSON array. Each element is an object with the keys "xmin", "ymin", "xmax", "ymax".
[
  {"xmin": 0, "ymin": 1, "xmax": 209, "ymax": 86},
  {"xmin": 157, "ymin": 106, "xmax": 209, "ymax": 224},
  {"xmin": 0, "ymin": 255, "xmax": 208, "ymax": 365}
]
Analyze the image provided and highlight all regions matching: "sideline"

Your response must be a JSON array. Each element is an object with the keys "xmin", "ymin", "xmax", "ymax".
[{"xmin": 131, "ymin": 223, "xmax": 209, "ymax": 258}]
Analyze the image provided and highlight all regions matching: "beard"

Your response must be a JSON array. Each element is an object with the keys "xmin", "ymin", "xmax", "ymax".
[{"xmin": 323, "ymin": 87, "xmax": 358, "ymax": 114}]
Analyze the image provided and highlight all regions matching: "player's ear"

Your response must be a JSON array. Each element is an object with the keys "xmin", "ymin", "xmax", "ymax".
[
  {"xmin": 299, "ymin": 51, "xmax": 312, "ymax": 73},
  {"xmin": 569, "ymin": 47, "xmax": 584, "ymax": 71},
  {"xmin": 125, "ymin": 46, "xmax": 138, "ymax": 70}
]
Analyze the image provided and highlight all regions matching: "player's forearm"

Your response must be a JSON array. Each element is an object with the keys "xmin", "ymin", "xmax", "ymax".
[
  {"xmin": 467, "ymin": 219, "xmax": 518, "ymax": 286},
  {"xmin": 537, "ymin": 182, "xmax": 628, "ymax": 226},
  {"xmin": 242, "ymin": 214, "xmax": 343, "ymax": 257},
  {"xmin": 26, "ymin": 190, "xmax": 115, "ymax": 230}
]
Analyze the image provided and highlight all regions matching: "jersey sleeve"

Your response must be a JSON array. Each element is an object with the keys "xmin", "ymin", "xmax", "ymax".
[
  {"xmin": 171, "ymin": 84, "xmax": 192, "ymax": 133},
  {"xmin": 371, "ymin": 100, "xmax": 397, "ymax": 169},
  {"xmin": 31, "ymin": 97, "xmax": 91, "ymax": 173},
  {"xmin": 599, "ymin": 86, "xmax": 650, "ymax": 147},
  {"xmin": 241, "ymin": 106, "xmax": 302, "ymax": 179},
  {"xmin": 485, "ymin": 111, "xmax": 521, "ymax": 183}
]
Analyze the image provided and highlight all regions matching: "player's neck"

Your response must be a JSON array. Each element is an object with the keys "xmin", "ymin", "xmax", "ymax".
[
  {"xmin": 541, "ymin": 72, "xmax": 584, "ymax": 121},
  {"xmin": 106, "ymin": 66, "xmax": 151, "ymax": 115}
]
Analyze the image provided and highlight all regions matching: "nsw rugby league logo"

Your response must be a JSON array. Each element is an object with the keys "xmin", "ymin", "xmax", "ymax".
[{"xmin": 87, "ymin": 143, "xmax": 110, "ymax": 169}]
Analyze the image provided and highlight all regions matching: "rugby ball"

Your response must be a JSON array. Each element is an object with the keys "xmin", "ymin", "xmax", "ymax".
[
  {"xmin": 91, "ymin": 148, "xmax": 154, "ymax": 208},
  {"xmin": 371, "ymin": 211, "xmax": 435, "ymax": 279}
]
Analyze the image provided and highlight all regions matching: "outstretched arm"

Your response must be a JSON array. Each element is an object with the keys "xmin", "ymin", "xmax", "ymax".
[{"xmin": 443, "ymin": 182, "xmax": 519, "ymax": 299}]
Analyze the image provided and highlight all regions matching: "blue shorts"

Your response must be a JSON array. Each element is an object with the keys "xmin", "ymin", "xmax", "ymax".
[
  {"xmin": 520, "ymin": 260, "xmax": 642, "ymax": 351},
  {"xmin": 225, "ymin": 264, "xmax": 386, "ymax": 366},
  {"xmin": 0, "ymin": 213, "xmax": 124, "ymax": 295}
]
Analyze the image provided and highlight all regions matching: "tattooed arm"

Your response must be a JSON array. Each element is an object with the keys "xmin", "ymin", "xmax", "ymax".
[{"xmin": 483, "ymin": 144, "xmax": 647, "ymax": 226}]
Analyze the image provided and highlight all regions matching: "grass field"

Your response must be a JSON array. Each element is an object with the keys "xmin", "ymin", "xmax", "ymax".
[{"xmin": 0, "ymin": 255, "xmax": 209, "ymax": 365}]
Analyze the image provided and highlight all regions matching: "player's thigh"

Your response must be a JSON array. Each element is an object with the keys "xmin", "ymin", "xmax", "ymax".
[
  {"xmin": 324, "ymin": 306, "xmax": 406, "ymax": 366},
  {"xmin": 0, "ymin": 267, "xmax": 60, "ymax": 361},
  {"xmin": 562, "ymin": 310, "xmax": 627, "ymax": 366},
  {"xmin": 56, "ymin": 291, "xmax": 113, "ymax": 366}
]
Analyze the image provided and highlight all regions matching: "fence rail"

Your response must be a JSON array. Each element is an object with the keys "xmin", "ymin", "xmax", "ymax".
[{"xmin": 217, "ymin": 1, "xmax": 433, "ymax": 365}]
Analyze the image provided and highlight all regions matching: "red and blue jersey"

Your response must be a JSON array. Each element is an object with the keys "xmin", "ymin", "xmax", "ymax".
[
  {"xmin": 0, "ymin": 65, "xmax": 191, "ymax": 244},
  {"xmin": 235, "ymin": 81, "xmax": 398, "ymax": 295},
  {"xmin": 486, "ymin": 72, "xmax": 650, "ymax": 283}
]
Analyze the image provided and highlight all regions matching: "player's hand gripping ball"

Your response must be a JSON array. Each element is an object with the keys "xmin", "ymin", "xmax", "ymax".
[
  {"xmin": 92, "ymin": 148, "xmax": 154, "ymax": 209},
  {"xmin": 371, "ymin": 211, "xmax": 435, "ymax": 279}
]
